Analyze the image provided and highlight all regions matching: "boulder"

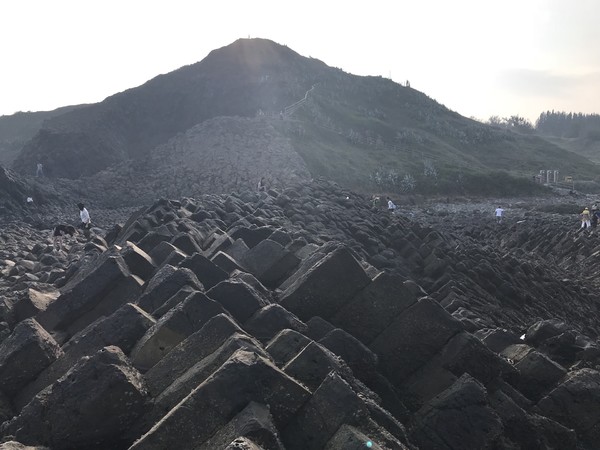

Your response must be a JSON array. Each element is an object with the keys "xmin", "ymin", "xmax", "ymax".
[
  {"xmin": 536, "ymin": 368, "xmax": 600, "ymax": 446},
  {"xmin": 409, "ymin": 374, "xmax": 503, "ymax": 450},
  {"xmin": 369, "ymin": 297, "xmax": 463, "ymax": 386},
  {"xmin": 0, "ymin": 319, "xmax": 62, "ymax": 399},
  {"xmin": 148, "ymin": 241, "xmax": 182, "ymax": 266},
  {"xmin": 281, "ymin": 372, "xmax": 370, "ymax": 450},
  {"xmin": 489, "ymin": 386, "xmax": 577, "ymax": 450},
  {"xmin": 65, "ymin": 273, "xmax": 144, "ymax": 339},
  {"xmin": 283, "ymin": 341, "xmax": 356, "ymax": 392},
  {"xmin": 474, "ymin": 327, "xmax": 522, "ymax": 354},
  {"xmin": 13, "ymin": 288, "xmax": 60, "ymax": 323},
  {"xmin": 265, "ymin": 329, "xmax": 312, "ymax": 367},
  {"xmin": 207, "ymin": 280, "xmax": 270, "ymax": 323},
  {"xmin": 131, "ymin": 292, "xmax": 226, "ymax": 371},
  {"xmin": 179, "ymin": 253, "xmax": 228, "ymax": 290},
  {"xmin": 304, "ymin": 316, "xmax": 336, "ymax": 341},
  {"xmin": 171, "ymin": 233, "xmax": 202, "ymax": 256},
  {"xmin": 318, "ymin": 328, "xmax": 378, "ymax": 382},
  {"xmin": 211, "ymin": 251, "xmax": 244, "ymax": 274},
  {"xmin": 36, "ymin": 255, "xmax": 131, "ymax": 332},
  {"xmin": 241, "ymin": 239, "xmax": 300, "ymax": 288},
  {"xmin": 279, "ymin": 246, "xmax": 371, "ymax": 321},
  {"xmin": 243, "ymin": 304, "xmax": 307, "ymax": 343},
  {"xmin": 129, "ymin": 350, "xmax": 310, "ymax": 450},
  {"xmin": 196, "ymin": 402, "xmax": 284, "ymax": 450},
  {"xmin": 145, "ymin": 313, "xmax": 244, "ymax": 396},
  {"xmin": 15, "ymin": 303, "xmax": 155, "ymax": 410},
  {"xmin": 121, "ymin": 241, "xmax": 156, "ymax": 281},
  {"xmin": 330, "ymin": 273, "xmax": 419, "ymax": 345},
  {"xmin": 325, "ymin": 424, "xmax": 388, "ymax": 450},
  {"xmin": 150, "ymin": 333, "xmax": 268, "ymax": 423},
  {"xmin": 136, "ymin": 265, "xmax": 203, "ymax": 314},
  {"xmin": 3, "ymin": 346, "xmax": 150, "ymax": 449}
]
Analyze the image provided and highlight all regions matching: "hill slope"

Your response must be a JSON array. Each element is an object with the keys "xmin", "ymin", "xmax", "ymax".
[
  {"xmin": 0, "ymin": 106, "xmax": 83, "ymax": 167},
  {"xmin": 11, "ymin": 38, "xmax": 599, "ymax": 197}
]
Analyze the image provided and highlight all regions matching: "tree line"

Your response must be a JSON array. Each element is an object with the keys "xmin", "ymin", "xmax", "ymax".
[{"xmin": 486, "ymin": 111, "xmax": 600, "ymax": 140}]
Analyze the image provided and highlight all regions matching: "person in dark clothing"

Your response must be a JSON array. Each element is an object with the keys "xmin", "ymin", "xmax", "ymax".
[{"xmin": 53, "ymin": 224, "xmax": 76, "ymax": 251}]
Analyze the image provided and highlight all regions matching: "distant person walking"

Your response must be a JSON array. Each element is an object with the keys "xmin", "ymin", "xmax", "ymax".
[
  {"xmin": 581, "ymin": 207, "xmax": 591, "ymax": 229},
  {"xmin": 36, "ymin": 162, "xmax": 44, "ymax": 177},
  {"xmin": 495, "ymin": 206, "xmax": 504, "ymax": 223},
  {"xmin": 52, "ymin": 224, "xmax": 76, "ymax": 251},
  {"xmin": 387, "ymin": 197, "xmax": 397, "ymax": 213}
]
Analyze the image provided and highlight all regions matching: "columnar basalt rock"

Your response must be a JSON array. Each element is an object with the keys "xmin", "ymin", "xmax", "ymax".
[{"xmin": 1, "ymin": 181, "xmax": 600, "ymax": 449}]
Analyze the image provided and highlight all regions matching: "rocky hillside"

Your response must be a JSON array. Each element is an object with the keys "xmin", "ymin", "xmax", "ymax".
[
  {"xmin": 1, "ymin": 180, "xmax": 600, "ymax": 449},
  {"xmin": 74, "ymin": 116, "xmax": 312, "ymax": 207},
  {"xmin": 10, "ymin": 38, "xmax": 597, "ymax": 196},
  {"xmin": 0, "ymin": 106, "xmax": 83, "ymax": 168}
]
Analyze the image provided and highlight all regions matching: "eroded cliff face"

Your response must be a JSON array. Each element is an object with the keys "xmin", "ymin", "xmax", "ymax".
[{"xmin": 0, "ymin": 180, "xmax": 599, "ymax": 449}]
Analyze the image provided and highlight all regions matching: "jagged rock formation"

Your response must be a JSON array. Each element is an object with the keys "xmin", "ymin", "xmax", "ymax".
[{"xmin": 1, "ymin": 180, "xmax": 600, "ymax": 449}]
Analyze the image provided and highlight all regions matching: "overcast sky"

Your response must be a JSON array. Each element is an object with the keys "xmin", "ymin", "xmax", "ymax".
[{"xmin": 1, "ymin": 0, "xmax": 598, "ymax": 123}]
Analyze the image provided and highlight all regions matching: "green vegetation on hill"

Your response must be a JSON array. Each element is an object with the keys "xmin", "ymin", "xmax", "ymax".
[{"xmin": 276, "ymin": 74, "xmax": 596, "ymax": 196}]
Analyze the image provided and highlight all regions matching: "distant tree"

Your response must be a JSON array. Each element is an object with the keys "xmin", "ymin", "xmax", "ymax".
[
  {"xmin": 535, "ymin": 110, "xmax": 600, "ymax": 139},
  {"xmin": 505, "ymin": 115, "xmax": 534, "ymax": 133},
  {"xmin": 487, "ymin": 116, "xmax": 504, "ymax": 127}
]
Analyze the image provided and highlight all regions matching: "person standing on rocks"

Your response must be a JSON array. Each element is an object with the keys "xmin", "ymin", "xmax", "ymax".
[
  {"xmin": 78, "ymin": 203, "xmax": 91, "ymax": 237},
  {"xmin": 36, "ymin": 162, "xmax": 44, "ymax": 177},
  {"xmin": 494, "ymin": 206, "xmax": 504, "ymax": 223},
  {"xmin": 53, "ymin": 224, "xmax": 76, "ymax": 251},
  {"xmin": 387, "ymin": 197, "xmax": 397, "ymax": 214},
  {"xmin": 580, "ymin": 207, "xmax": 591, "ymax": 229}
]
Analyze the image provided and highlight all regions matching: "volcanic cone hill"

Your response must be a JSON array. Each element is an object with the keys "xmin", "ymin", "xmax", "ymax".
[
  {"xmin": 2, "ymin": 180, "xmax": 600, "ymax": 449},
  {"xmin": 9, "ymin": 38, "xmax": 598, "ymax": 197}
]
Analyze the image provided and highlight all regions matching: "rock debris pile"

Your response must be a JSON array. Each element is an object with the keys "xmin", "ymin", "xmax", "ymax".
[{"xmin": 1, "ymin": 180, "xmax": 600, "ymax": 449}]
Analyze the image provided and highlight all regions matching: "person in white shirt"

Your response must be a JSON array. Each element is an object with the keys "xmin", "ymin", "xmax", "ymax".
[
  {"xmin": 495, "ymin": 206, "xmax": 504, "ymax": 223},
  {"xmin": 78, "ymin": 203, "xmax": 91, "ymax": 229},
  {"xmin": 387, "ymin": 197, "xmax": 397, "ymax": 213}
]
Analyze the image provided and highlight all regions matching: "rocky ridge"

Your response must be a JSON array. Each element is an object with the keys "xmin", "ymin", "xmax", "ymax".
[{"xmin": 0, "ymin": 180, "xmax": 599, "ymax": 449}]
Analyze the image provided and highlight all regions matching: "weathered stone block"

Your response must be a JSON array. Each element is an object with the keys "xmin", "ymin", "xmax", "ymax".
[
  {"xmin": 121, "ymin": 241, "xmax": 156, "ymax": 281},
  {"xmin": 36, "ymin": 256, "xmax": 131, "ymax": 332},
  {"xmin": 4, "ymin": 346, "xmax": 150, "ymax": 450},
  {"xmin": 131, "ymin": 292, "xmax": 225, "ymax": 371},
  {"xmin": 197, "ymin": 401, "xmax": 284, "ymax": 450},
  {"xmin": 279, "ymin": 246, "xmax": 371, "ymax": 321},
  {"xmin": 281, "ymin": 372, "xmax": 369, "ymax": 450},
  {"xmin": 145, "ymin": 313, "xmax": 243, "ymax": 396},
  {"xmin": 0, "ymin": 319, "xmax": 62, "ymax": 398},
  {"xmin": 179, "ymin": 253, "xmax": 228, "ymax": 290},
  {"xmin": 265, "ymin": 329, "xmax": 312, "ymax": 367},
  {"xmin": 331, "ymin": 273, "xmax": 418, "ymax": 345},
  {"xmin": 409, "ymin": 374, "xmax": 502, "ymax": 450},
  {"xmin": 369, "ymin": 297, "xmax": 463, "ymax": 386},
  {"xmin": 129, "ymin": 350, "xmax": 310, "ymax": 450},
  {"xmin": 136, "ymin": 265, "xmax": 203, "ymax": 314},
  {"xmin": 13, "ymin": 288, "xmax": 60, "ymax": 323},
  {"xmin": 15, "ymin": 303, "xmax": 154, "ymax": 410},
  {"xmin": 244, "ymin": 304, "xmax": 307, "ymax": 343},
  {"xmin": 207, "ymin": 280, "xmax": 270, "ymax": 323},
  {"xmin": 241, "ymin": 239, "xmax": 300, "ymax": 288}
]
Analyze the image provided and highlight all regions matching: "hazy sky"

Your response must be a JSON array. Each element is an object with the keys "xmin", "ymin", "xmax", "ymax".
[{"xmin": 1, "ymin": 0, "xmax": 599, "ymax": 123}]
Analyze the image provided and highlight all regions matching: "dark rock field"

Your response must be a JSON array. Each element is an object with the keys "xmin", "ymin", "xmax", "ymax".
[{"xmin": 1, "ymin": 178, "xmax": 600, "ymax": 449}]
